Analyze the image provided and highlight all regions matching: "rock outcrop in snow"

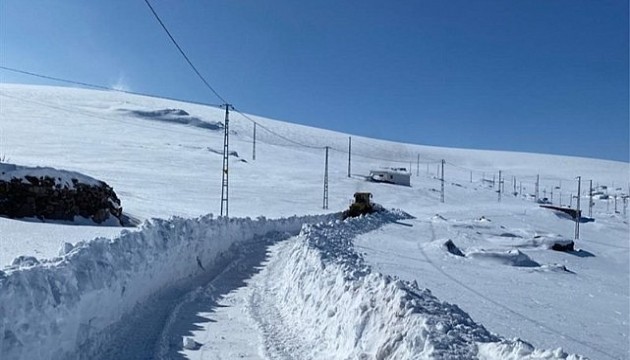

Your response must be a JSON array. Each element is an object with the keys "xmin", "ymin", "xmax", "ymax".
[{"xmin": 0, "ymin": 163, "xmax": 122, "ymax": 225}]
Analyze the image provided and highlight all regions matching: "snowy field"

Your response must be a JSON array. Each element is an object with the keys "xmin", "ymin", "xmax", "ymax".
[{"xmin": 0, "ymin": 84, "xmax": 628, "ymax": 359}]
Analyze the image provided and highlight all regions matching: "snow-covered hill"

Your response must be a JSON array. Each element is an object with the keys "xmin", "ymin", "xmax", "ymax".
[{"xmin": 0, "ymin": 84, "xmax": 627, "ymax": 359}]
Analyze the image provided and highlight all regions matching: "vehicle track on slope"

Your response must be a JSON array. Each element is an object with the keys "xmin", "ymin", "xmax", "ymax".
[{"xmin": 418, "ymin": 220, "xmax": 617, "ymax": 360}]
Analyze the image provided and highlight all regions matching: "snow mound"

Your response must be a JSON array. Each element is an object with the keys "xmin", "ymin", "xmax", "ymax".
[
  {"xmin": 124, "ymin": 108, "xmax": 224, "ymax": 131},
  {"xmin": 478, "ymin": 339, "xmax": 582, "ymax": 360},
  {"xmin": 0, "ymin": 213, "xmax": 334, "ymax": 360},
  {"xmin": 267, "ymin": 210, "xmax": 583, "ymax": 359},
  {"xmin": 466, "ymin": 249, "xmax": 541, "ymax": 267}
]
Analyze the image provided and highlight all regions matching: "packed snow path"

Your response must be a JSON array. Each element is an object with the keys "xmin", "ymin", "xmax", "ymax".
[{"xmin": 158, "ymin": 237, "xmax": 313, "ymax": 360}]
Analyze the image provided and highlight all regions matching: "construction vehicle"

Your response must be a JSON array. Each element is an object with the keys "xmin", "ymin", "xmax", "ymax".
[{"xmin": 342, "ymin": 192, "xmax": 377, "ymax": 219}]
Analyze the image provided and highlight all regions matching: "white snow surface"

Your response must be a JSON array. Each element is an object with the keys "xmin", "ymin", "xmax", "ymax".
[
  {"xmin": 261, "ymin": 212, "xmax": 582, "ymax": 359},
  {"xmin": 0, "ymin": 84, "xmax": 628, "ymax": 359},
  {"xmin": 1, "ymin": 213, "xmax": 333, "ymax": 359}
]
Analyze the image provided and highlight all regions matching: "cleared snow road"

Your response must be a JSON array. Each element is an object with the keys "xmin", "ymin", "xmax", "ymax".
[
  {"xmin": 72, "ymin": 229, "xmax": 299, "ymax": 360},
  {"xmin": 158, "ymin": 236, "xmax": 311, "ymax": 360}
]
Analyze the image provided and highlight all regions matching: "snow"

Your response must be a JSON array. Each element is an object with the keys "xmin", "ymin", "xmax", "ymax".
[
  {"xmin": 0, "ymin": 84, "xmax": 628, "ymax": 359},
  {"xmin": 0, "ymin": 163, "xmax": 102, "ymax": 189},
  {"xmin": 0, "ymin": 213, "xmax": 333, "ymax": 359}
]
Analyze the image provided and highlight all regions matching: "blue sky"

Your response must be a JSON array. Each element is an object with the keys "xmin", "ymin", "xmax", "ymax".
[{"xmin": 1, "ymin": 0, "xmax": 628, "ymax": 162}]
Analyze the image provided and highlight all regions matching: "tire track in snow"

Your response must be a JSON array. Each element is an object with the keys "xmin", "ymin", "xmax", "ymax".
[
  {"xmin": 419, "ymin": 220, "xmax": 618, "ymax": 360},
  {"xmin": 248, "ymin": 239, "xmax": 309, "ymax": 360},
  {"xmin": 156, "ymin": 233, "xmax": 294, "ymax": 360}
]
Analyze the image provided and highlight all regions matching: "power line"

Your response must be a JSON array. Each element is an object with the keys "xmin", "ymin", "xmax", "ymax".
[
  {"xmin": 143, "ymin": 0, "xmax": 227, "ymax": 104},
  {"xmin": 0, "ymin": 66, "xmax": 222, "ymax": 108},
  {"xmin": 235, "ymin": 110, "xmax": 325, "ymax": 150}
]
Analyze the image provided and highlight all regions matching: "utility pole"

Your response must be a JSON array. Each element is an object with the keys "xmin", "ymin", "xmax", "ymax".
[
  {"xmin": 323, "ymin": 146, "xmax": 329, "ymax": 209},
  {"xmin": 575, "ymin": 176, "xmax": 581, "ymax": 240},
  {"xmin": 512, "ymin": 176, "xmax": 516, "ymax": 196},
  {"xmin": 347, "ymin": 137, "xmax": 351, "ymax": 178},
  {"xmin": 440, "ymin": 159, "xmax": 445, "ymax": 203},
  {"xmin": 588, "ymin": 180, "xmax": 593, "ymax": 217},
  {"xmin": 252, "ymin": 122, "xmax": 256, "ymax": 161},
  {"xmin": 220, "ymin": 104, "xmax": 234, "ymax": 218},
  {"xmin": 535, "ymin": 174, "xmax": 540, "ymax": 202},
  {"xmin": 470, "ymin": 171, "xmax": 473, "ymax": 183},
  {"xmin": 417, "ymin": 154, "xmax": 420, "ymax": 176},
  {"xmin": 498, "ymin": 170, "xmax": 502, "ymax": 202}
]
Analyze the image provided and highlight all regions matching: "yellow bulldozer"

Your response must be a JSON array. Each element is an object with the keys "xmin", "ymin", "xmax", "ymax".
[{"xmin": 342, "ymin": 192, "xmax": 376, "ymax": 219}]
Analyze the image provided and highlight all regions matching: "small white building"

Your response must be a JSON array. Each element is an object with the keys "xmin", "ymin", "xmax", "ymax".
[{"xmin": 369, "ymin": 168, "xmax": 411, "ymax": 186}]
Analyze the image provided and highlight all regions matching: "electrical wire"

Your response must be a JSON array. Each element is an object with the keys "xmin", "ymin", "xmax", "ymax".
[
  {"xmin": 0, "ymin": 66, "xmax": 222, "ymax": 109},
  {"xmin": 143, "ymin": 0, "xmax": 227, "ymax": 104},
  {"xmin": 235, "ymin": 110, "xmax": 325, "ymax": 150}
]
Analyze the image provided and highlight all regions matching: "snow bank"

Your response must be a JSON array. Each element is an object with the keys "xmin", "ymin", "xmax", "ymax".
[
  {"xmin": 271, "ymin": 211, "xmax": 584, "ymax": 359},
  {"xmin": 0, "ymin": 213, "xmax": 334, "ymax": 360},
  {"xmin": 0, "ymin": 163, "xmax": 101, "ymax": 189},
  {"xmin": 466, "ymin": 249, "xmax": 541, "ymax": 267}
]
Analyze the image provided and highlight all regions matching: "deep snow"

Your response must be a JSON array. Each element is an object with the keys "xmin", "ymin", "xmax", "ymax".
[
  {"xmin": 0, "ymin": 84, "xmax": 628, "ymax": 359},
  {"xmin": 0, "ymin": 214, "xmax": 334, "ymax": 359}
]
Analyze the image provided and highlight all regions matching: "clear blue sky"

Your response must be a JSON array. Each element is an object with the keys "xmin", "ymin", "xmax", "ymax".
[{"xmin": 1, "ymin": 0, "xmax": 628, "ymax": 161}]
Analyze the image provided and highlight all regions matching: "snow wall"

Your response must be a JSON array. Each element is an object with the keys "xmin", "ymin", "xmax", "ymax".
[
  {"xmin": 0, "ymin": 213, "xmax": 335, "ymax": 360},
  {"xmin": 270, "ymin": 211, "xmax": 584, "ymax": 359}
]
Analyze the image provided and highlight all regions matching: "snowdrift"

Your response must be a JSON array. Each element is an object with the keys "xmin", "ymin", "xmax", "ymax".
[
  {"xmin": 269, "ymin": 211, "xmax": 584, "ymax": 359},
  {"xmin": 0, "ymin": 213, "xmax": 334, "ymax": 360}
]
